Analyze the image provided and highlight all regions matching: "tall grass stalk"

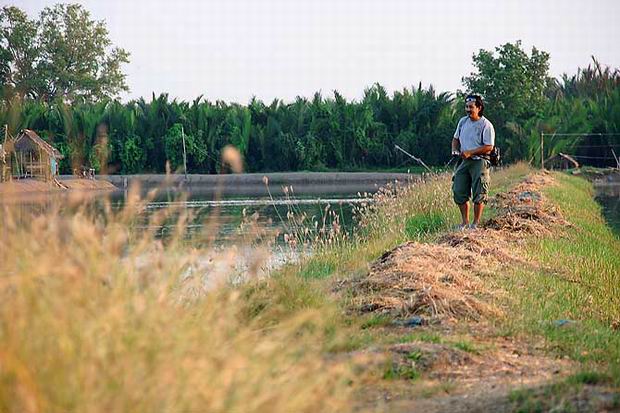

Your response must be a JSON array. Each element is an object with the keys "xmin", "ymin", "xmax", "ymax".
[{"xmin": 0, "ymin": 193, "xmax": 355, "ymax": 413}]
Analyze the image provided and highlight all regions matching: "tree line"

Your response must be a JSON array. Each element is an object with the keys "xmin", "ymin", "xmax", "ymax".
[{"xmin": 1, "ymin": 4, "xmax": 619, "ymax": 174}]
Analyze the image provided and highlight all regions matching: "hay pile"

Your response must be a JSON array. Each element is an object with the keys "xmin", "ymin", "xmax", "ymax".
[
  {"xmin": 484, "ymin": 173, "xmax": 568, "ymax": 235},
  {"xmin": 344, "ymin": 241, "xmax": 504, "ymax": 320},
  {"xmin": 343, "ymin": 173, "xmax": 566, "ymax": 321}
]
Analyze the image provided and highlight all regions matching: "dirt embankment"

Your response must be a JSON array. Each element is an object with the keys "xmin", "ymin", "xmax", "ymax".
[
  {"xmin": 338, "ymin": 172, "xmax": 618, "ymax": 412},
  {"xmin": 96, "ymin": 172, "xmax": 416, "ymax": 188},
  {"xmin": 342, "ymin": 173, "xmax": 564, "ymax": 322},
  {"xmin": 0, "ymin": 178, "xmax": 116, "ymax": 196}
]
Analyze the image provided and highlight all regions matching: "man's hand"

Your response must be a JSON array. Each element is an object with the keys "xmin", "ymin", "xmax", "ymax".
[{"xmin": 461, "ymin": 145, "xmax": 493, "ymax": 160}]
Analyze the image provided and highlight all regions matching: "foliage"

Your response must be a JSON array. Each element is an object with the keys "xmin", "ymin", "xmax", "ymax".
[
  {"xmin": 463, "ymin": 41, "xmax": 552, "ymax": 121},
  {"xmin": 164, "ymin": 123, "xmax": 208, "ymax": 172},
  {"xmin": 463, "ymin": 44, "xmax": 620, "ymax": 167},
  {"xmin": 0, "ymin": 4, "xmax": 129, "ymax": 102},
  {"xmin": 502, "ymin": 173, "xmax": 620, "ymax": 380},
  {"xmin": 0, "ymin": 195, "xmax": 356, "ymax": 413},
  {"xmin": 404, "ymin": 211, "xmax": 447, "ymax": 238},
  {"xmin": 462, "ymin": 41, "xmax": 553, "ymax": 160},
  {"xmin": 0, "ymin": 84, "xmax": 460, "ymax": 174},
  {"xmin": 0, "ymin": 35, "xmax": 619, "ymax": 173}
]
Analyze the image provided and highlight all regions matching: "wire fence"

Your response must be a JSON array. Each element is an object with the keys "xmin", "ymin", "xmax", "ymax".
[{"xmin": 541, "ymin": 132, "xmax": 620, "ymax": 169}]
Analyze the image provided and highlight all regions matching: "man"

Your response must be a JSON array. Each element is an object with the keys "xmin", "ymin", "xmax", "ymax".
[{"xmin": 451, "ymin": 94, "xmax": 495, "ymax": 230}]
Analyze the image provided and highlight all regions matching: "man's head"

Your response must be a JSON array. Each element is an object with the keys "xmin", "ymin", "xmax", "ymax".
[{"xmin": 465, "ymin": 94, "xmax": 484, "ymax": 120}]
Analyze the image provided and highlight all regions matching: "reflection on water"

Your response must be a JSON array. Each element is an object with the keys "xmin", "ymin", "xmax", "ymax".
[
  {"xmin": 1, "ymin": 182, "xmax": 381, "ymax": 247},
  {"xmin": 145, "ymin": 197, "xmax": 370, "ymax": 208},
  {"xmin": 0, "ymin": 181, "xmax": 386, "ymax": 275},
  {"xmin": 595, "ymin": 183, "xmax": 620, "ymax": 236}
]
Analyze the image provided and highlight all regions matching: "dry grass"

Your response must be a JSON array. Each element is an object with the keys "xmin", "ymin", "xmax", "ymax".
[
  {"xmin": 341, "ymin": 171, "xmax": 568, "ymax": 323},
  {"xmin": 484, "ymin": 172, "xmax": 569, "ymax": 235},
  {"xmin": 0, "ymin": 189, "xmax": 356, "ymax": 413},
  {"xmin": 341, "ymin": 240, "xmax": 504, "ymax": 321}
]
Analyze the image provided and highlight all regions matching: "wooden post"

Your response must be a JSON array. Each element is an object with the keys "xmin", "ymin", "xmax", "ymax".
[
  {"xmin": 612, "ymin": 149, "xmax": 620, "ymax": 169},
  {"xmin": 181, "ymin": 125, "xmax": 188, "ymax": 181},
  {"xmin": 540, "ymin": 132, "xmax": 545, "ymax": 170},
  {"xmin": 1, "ymin": 124, "xmax": 6, "ymax": 182}
]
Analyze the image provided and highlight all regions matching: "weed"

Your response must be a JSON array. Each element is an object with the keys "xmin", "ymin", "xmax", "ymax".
[
  {"xmin": 509, "ymin": 389, "xmax": 545, "ymax": 413},
  {"xmin": 567, "ymin": 371, "xmax": 610, "ymax": 386},
  {"xmin": 406, "ymin": 350, "xmax": 423, "ymax": 361},
  {"xmin": 299, "ymin": 260, "xmax": 336, "ymax": 279},
  {"xmin": 0, "ymin": 192, "xmax": 355, "ymax": 413},
  {"xmin": 452, "ymin": 340, "xmax": 478, "ymax": 354},
  {"xmin": 395, "ymin": 331, "xmax": 443, "ymax": 344},
  {"xmin": 360, "ymin": 314, "xmax": 392, "ymax": 329},
  {"xmin": 404, "ymin": 211, "xmax": 447, "ymax": 238},
  {"xmin": 383, "ymin": 363, "xmax": 420, "ymax": 381}
]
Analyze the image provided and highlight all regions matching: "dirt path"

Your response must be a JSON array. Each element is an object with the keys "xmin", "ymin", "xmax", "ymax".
[
  {"xmin": 0, "ymin": 177, "xmax": 116, "ymax": 196},
  {"xmin": 338, "ymin": 173, "xmax": 619, "ymax": 412}
]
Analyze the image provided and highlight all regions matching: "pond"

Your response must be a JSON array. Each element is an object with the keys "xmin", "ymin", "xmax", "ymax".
[
  {"xmin": 1, "ymin": 174, "xmax": 414, "ymax": 253},
  {"xmin": 109, "ymin": 181, "xmax": 384, "ymax": 244},
  {"xmin": 595, "ymin": 182, "xmax": 620, "ymax": 237}
]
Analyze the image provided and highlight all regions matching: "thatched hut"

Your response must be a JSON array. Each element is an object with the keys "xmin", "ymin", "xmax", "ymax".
[
  {"xmin": 545, "ymin": 153, "xmax": 579, "ymax": 170},
  {"xmin": 9, "ymin": 129, "xmax": 64, "ymax": 181}
]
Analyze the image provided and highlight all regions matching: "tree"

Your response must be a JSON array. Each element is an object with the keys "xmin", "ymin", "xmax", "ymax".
[
  {"xmin": 0, "ymin": 4, "xmax": 129, "ymax": 103},
  {"xmin": 462, "ymin": 41, "xmax": 551, "ymax": 121},
  {"xmin": 462, "ymin": 41, "xmax": 552, "ymax": 160},
  {"xmin": 164, "ymin": 123, "xmax": 208, "ymax": 172},
  {"xmin": 0, "ymin": 6, "xmax": 40, "ymax": 98},
  {"xmin": 121, "ymin": 135, "xmax": 146, "ymax": 174}
]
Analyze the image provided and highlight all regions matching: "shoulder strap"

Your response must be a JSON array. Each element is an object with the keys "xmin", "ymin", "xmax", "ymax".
[{"xmin": 457, "ymin": 117, "xmax": 464, "ymax": 137}]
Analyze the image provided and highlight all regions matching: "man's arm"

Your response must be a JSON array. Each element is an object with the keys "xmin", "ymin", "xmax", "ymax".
[
  {"xmin": 451, "ymin": 138, "xmax": 460, "ymax": 155},
  {"xmin": 461, "ymin": 145, "xmax": 494, "ymax": 159}
]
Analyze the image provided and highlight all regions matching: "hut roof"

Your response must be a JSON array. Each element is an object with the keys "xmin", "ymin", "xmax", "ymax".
[{"xmin": 15, "ymin": 129, "xmax": 64, "ymax": 159}]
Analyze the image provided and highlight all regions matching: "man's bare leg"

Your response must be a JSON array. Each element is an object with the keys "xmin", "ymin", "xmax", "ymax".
[
  {"xmin": 473, "ymin": 202, "xmax": 484, "ymax": 226},
  {"xmin": 458, "ymin": 203, "xmax": 470, "ymax": 226}
]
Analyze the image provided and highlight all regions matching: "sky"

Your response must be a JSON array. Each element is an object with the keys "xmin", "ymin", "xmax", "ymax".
[{"xmin": 13, "ymin": 0, "xmax": 620, "ymax": 104}]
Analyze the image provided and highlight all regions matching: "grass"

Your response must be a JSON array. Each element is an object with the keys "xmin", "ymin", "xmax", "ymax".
[
  {"xmin": 500, "ymin": 172, "xmax": 620, "ymax": 378},
  {"xmin": 508, "ymin": 370, "xmax": 618, "ymax": 413},
  {"xmin": 404, "ymin": 211, "xmax": 447, "ymax": 238},
  {"xmin": 393, "ymin": 331, "xmax": 444, "ymax": 344},
  {"xmin": 2, "ymin": 162, "xmax": 617, "ymax": 411},
  {"xmin": 298, "ymin": 165, "xmax": 620, "ymax": 406},
  {"xmin": 298, "ymin": 260, "xmax": 336, "ymax": 279},
  {"xmin": 360, "ymin": 314, "xmax": 393, "ymax": 329},
  {"xmin": 566, "ymin": 371, "xmax": 612, "ymax": 386},
  {"xmin": 297, "ymin": 163, "xmax": 531, "ymax": 281},
  {"xmin": 452, "ymin": 340, "xmax": 479, "ymax": 354},
  {"xmin": 406, "ymin": 350, "xmax": 423, "ymax": 361},
  {"xmin": 383, "ymin": 363, "xmax": 420, "ymax": 381},
  {"xmin": 0, "ymin": 199, "xmax": 357, "ymax": 413}
]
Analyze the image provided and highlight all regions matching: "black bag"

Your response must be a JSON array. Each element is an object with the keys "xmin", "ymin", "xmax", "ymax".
[
  {"xmin": 477, "ymin": 122, "xmax": 500, "ymax": 166},
  {"xmin": 488, "ymin": 146, "xmax": 501, "ymax": 166}
]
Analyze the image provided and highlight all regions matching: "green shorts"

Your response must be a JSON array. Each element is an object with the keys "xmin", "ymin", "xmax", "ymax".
[{"xmin": 452, "ymin": 158, "xmax": 490, "ymax": 204}]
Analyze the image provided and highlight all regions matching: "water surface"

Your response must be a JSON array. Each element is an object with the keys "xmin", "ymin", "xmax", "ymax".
[{"xmin": 595, "ymin": 183, "xmax": 620, "ymax": 236}]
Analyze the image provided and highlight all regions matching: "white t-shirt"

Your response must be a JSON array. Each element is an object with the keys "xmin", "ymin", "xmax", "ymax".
[{"xmin": 454, "ymin": 116, "xmax": 495, "ymax": 159}]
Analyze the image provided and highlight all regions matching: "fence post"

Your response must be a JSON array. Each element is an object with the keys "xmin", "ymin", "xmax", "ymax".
[
  {"xmin": 612, "ymin": 149, "xmax": 620, "ymax": 169},
  {"xmin": 540, "ymin": 132, "xmax": 545, "ymax": 170}
]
